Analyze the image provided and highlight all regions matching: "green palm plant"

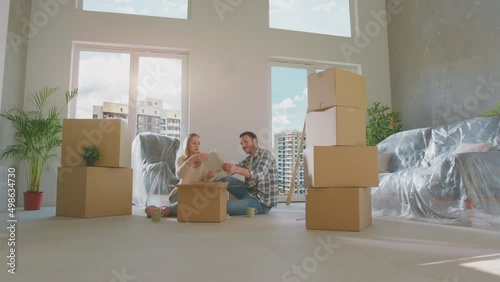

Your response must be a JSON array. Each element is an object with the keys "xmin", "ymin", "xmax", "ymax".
[
  {"xmin": 0, "ymin": 87, "xmax": 78, "ymax": 193},
  {"xmin": 480, "ymin": 101, "xmax": 500, "ymax": 117}
]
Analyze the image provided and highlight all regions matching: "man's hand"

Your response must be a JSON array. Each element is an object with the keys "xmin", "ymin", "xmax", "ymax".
[
  {"xmin": 222, "ymin": 162, "xmax": 238, "ymax": 174},
  {"xmin": 205, "ymin": 170, "xmax": 214, "ymax": 179}
]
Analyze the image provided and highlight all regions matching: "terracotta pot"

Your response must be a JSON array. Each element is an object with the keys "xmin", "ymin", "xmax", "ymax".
[{"xmin": 24, "ymin": 191, "xmax": 44, "ymax": 210}]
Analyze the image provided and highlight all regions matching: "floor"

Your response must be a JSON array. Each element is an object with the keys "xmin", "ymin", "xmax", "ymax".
[{"xmin": 0, "ymin": 204, "xmax": 499, "ymax": 282}]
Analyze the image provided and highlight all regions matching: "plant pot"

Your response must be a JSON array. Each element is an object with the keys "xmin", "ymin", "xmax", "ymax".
[
  {"xmin": 86, "ymin": 159, "xmax": 95, "ymax": 166},
  {"xmin": 24, "ymin": 191, "xmax": 44, "ymax": 210}
]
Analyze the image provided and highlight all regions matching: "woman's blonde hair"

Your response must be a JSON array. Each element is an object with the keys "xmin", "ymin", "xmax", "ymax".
[{"xmin": 183, "ymin": 133, "xmax": 201, "ymax": 168}]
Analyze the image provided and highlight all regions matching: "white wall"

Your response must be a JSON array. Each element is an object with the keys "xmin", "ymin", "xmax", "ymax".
[
  {"xmin": 0, "ymin": 0, "xmax": 9, "ymax": 107},
  {"xmin": 21, "ymin": 0, "xmax": 392, "ymax": 207},
  {"xmin": 0, "ymin": 0, "xmax": 32, "ymax": 212},
  {"xmin": 0, "ymin": 0, "xmax": 10, "ymax": 212}
]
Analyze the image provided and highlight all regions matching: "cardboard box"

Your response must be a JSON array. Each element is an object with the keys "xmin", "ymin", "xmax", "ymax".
[
  {"xmin": 304, "ymin": 146, "xmax": 378, "ymax": 188},
  {"xmin": 61, "ymin": 119, "xmax": 130, "ymax": 168},
  {"xmin": 56, "ymin": 166, "xmax": 132, "ymax": 218},
  {"xmin": 306, "ymin": 187, "xmax": 372, "ymax": 232},
  {"xmin": 306, "ymin": 106, "xmax": 366, "ymax": 146},
  {"xmin": 307, "ymin": 68, "xmax": 366, "ymax": 112},
  {"xmin": 177, "ymin": 182, "xmax": 228, "ymax": 223}
]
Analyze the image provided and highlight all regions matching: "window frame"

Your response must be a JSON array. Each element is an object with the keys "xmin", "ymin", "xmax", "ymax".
[
  {"xmin": 268, "ymin": 0, "xmax": 359, "ymax": 38},
  {"xmin": 268, "ymin": 56, "xmax": 361, "ymax": 203},
  {"xmin": 69, "ymin": 41, "xmax": 190, "ymax": 141}
]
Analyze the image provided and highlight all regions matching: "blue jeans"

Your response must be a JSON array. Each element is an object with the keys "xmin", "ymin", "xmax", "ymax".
[
  {"xmin": 169, "ymin": 177, "xmax": 272, "ymax": 216},
  {"xmin": 219, "ymin": 176, "xmax": 272, "ymax": 216},
  {"xmin": 169, "ymin": 194, "xmax": 179, "ymax": 215}
]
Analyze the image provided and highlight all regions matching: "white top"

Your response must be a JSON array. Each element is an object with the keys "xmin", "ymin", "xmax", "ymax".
[{"xmin": 168, "ymin": 155, "xmax": 212, "ymax": 202}]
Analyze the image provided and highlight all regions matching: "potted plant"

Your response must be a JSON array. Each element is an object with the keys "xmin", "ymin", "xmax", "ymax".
[
  {"xmin": 0, "ymin": 87, "xmax": 78, "ymax": 210},
  {"xmin": 366, "ymin": 101, "xmax": 403, "ymax": 146},
  {"xmin": 81, "ymin": 145, "xmax": 102, "ymax": 166}
]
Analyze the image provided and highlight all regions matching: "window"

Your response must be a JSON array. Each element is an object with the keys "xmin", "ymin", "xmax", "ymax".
[
  {"xmin": 270, "ymin": 58, "xmax": 360, "ymax": 201},
  {"xmin": 269, "ymin": 0, "xmax": 352, "ymax": 37},
  {"xmin": 71, "ymin": 43, "xmax": 188, "ymax": 141},
  {"xmin": 82, "ymin": 0, "xmax": 188, "ymax": 19}
]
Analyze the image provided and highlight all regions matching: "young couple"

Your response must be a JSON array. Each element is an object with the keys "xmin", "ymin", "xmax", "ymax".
[{"xmin": 145, "ymin": 131, "xmax": 279, "ymax": 218}]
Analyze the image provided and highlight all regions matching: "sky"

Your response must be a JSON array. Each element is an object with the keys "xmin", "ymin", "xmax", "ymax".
[
  {"xmin": 269, "ymin": 0, "xmax": 351, "ymax": 37},
  {"xmin": 76, "ymin": 51, "xmax": 182, "ymax": 118},
  {"xmin": 78, "ymin": 0, "xmax": 351, "ymax": 134},
  {"xmin": 272, "ymin": 67, "xmax": 308, "ymax": 134},
  {"xmin": 82, "ymin": 0, "xmax": 188, "ymax": 19}
]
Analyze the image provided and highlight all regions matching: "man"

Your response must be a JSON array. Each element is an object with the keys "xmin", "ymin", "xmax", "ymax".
[{"xmin": 221, "ymin": 131, "xmax": 279, "ymax": 215}]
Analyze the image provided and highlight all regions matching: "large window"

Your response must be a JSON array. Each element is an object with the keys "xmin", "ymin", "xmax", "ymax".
[
  {"xmin": 270, "ymin": 58, "xmax": 360, "ymax": 201},
  {"xmin": 71, "ymin": 43, "xmax": 188, "ymax": 140},
  {"xmin": 269, "ymin": 0, "xmax": 352, "ymax": 37},
  {"xmin": 82, "ymin": 0, "xmax": 189, "ymax": 19}
]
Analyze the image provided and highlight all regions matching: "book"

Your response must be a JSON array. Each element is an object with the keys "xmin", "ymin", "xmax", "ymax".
[{"xmin": 205, "ymin": 150, "xmax": 230, "ymax": 180}]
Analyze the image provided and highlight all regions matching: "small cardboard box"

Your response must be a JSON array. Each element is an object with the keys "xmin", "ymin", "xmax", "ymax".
[
  {"xmin": 306, "ymin": 187, "xmax": 372, "ymax": 232},
  {"xmin": 177, "ymin": 182, "xmax": 228, "ymax": 223},
  {"xmin": 56, "ymin": 166, "xmax": 132, "ymax": 218},
  {"xmin": 306, "ymin": 106, "xmax": 366, "ymax": 147},
  {"xmin": 304, "ymin": 146, "xmax": 378, "ymax": 188},
  {"xmin": 307, "ymin": 68, "xmax": 366, "ymax": 112},
  {"xmin": 61, "ymin": 119, "xmax": 130, "ymax": 168}
]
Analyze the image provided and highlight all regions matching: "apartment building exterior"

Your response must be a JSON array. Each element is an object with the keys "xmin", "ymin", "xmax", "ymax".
[
  {"xmin": 274, "ymin": 130, "xmax": 306, "ymax": 196},
  {"xmin": 92, "ymin": 99, "xmax": 181, "ymax": 138}
]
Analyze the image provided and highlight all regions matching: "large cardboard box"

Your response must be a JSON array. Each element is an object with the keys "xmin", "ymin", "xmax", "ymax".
[
  {"xmin": 306, "ymin": 106, "xmax": 366, "ymax": 146},
  {"xmin": 56, "ymin": 166, "xmax": 132, "ymax": 218},
  {"xmin": 307, "ymin": 68, "xmax": 366, "ymax": 112},
  {"xmin": 61, "ymin": 119, "xmax": 130, "ymax": 168},
  {"xmin": 304, "ymin": 146, "xmax": 378, "ymax": 188},
  {"xmin": 306, "ymin": 187, "xmax": 372, "ymax": 232},
  {"xmin": 177, "ymin": 182, "xmax": 228, "ymax": 223}
]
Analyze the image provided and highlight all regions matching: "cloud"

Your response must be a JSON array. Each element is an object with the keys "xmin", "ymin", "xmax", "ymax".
[
  {"xmin": 273, "ymin": 115, "xmax": 291, "ymax": 127},
  {"xmin": 294, "ymin": 88, "xmax": 307, "ymax": 102},
  {"xmin": 117, "ymin": 6, "xmax": 136, "ymax": 14},
  {"xmin": 109, "ymin": 0, "xmax": 130, "ymax": 3},
  {"xmin": 312, "ymin": 0, "xmax": 338, "ymax": 12},
  {"xmin": 139, "ymin": 9, "xmax": 151, "ymax": 15},
  {"xmin": 273, "ymin": 98, "xmax": 296, "ymax": 110},
  {"xmin": 178, "ymin": 3, "xmax": 188, "ymax": 12},
  {"xmin": 269, "ymin": 0, "xmax": 296, "ymax": 14}
]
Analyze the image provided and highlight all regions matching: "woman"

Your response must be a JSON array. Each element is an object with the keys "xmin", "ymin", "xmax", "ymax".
[{"xmin": 145, "ymin": 133, "xmax": 214, "ymax": 217}]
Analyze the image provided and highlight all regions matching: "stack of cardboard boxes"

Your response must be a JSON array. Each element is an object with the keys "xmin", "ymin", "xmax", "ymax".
[
  {"xmin": 56, "ymin": 119, "xmax": 133, "ymax": 218},
  {"xmin": 304, "ymin": 68, "xmax": 378, "ymax": 232}
]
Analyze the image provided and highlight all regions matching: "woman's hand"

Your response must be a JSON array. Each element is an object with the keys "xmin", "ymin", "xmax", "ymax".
[
  {"xmin": 195, "ymin": 153, "xmax": 208, "ymax": 162},
  {"xmin": 187, "ymin": 153, "xmax": 208, "ymax": 167},
  {"xmin": 205, "ymin": 170, "xmax": 214, "ymax": 179}
]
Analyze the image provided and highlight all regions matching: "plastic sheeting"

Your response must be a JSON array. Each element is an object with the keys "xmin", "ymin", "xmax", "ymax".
[
  {"xmin": 371, "ymin": 116, "xmax": 500, "ymax": 226},
  {"xmin": 132, "ymin": 133, "xmax": 180, "ymax": 207}
]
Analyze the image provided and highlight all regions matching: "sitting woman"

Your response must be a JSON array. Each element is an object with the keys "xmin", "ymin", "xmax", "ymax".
[{"xmin": 145, "ymin": 133, "xmax": 214, "ymax": 218}]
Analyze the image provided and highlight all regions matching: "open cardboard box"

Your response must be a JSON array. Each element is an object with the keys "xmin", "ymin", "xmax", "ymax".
[{"xmin": 177, "ymin": 182, "xmax": 229, "ymax": 223}]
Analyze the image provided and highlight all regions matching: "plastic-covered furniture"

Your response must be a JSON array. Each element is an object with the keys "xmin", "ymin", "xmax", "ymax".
[
  {"xmin": 371, "ymin": 116, "xmax": 500, "ymax": 226},
  {"xmin": 132, "ymin": 133, "xmax": 180, "ymax": 207}
]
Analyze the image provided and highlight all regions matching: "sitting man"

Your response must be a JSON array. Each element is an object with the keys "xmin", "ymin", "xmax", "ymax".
[{"xmin": 220, "ymin": 131, "xmax": 279, "ymax": 215}]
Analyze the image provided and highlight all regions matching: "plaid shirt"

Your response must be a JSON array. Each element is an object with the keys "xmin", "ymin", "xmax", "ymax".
[{"xmin": 237, "ymin": 148, "xmax": 278, "ymax": 207}]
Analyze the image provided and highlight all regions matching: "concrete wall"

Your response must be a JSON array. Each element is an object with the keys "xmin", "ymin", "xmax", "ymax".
[
  {"xmin": 0, "ymin": 0, "xmax": 31, "ymax": 211},
  {"xmin": 387, "ymin": 0, "xmax": 500, "ymax": 129},
  {"xmin": 9, "ymin": 0, "xmax": 392, "ymax": 207}
]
